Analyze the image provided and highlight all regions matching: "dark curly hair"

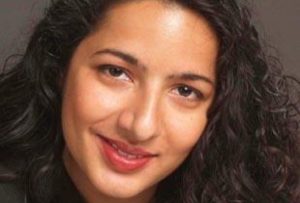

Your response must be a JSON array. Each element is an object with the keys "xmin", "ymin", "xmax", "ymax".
[{"xmin": 1, "ymin": 0, "xmax": 299, "ymax": 203}]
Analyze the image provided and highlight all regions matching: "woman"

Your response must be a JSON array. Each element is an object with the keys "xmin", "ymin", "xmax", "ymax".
[{"xmin": 0, "ymin": 0, "xmax": 299, "ymax": 203}]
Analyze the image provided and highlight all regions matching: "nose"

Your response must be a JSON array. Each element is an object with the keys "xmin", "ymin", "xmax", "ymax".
[{"xmin": 117, "ymin": 91, "xmax": 160, "ymax": 144}]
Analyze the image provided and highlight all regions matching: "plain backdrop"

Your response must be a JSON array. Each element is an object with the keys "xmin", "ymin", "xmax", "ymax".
[{"xmin": 0, "ymin": 0, "xmax": 299, "ymax": 77}]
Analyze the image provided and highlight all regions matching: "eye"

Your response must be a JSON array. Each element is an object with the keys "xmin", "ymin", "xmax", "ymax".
[
  {"xmin": 172, "ymin": 85, "xmax": 204, "ymax": 101},
  {"xmin": 98, "ymin": 64, "xmax": 131, "ymax": 81}
]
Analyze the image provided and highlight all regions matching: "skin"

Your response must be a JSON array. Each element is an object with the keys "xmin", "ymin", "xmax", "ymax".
[{"xmin": 61, "ymin": 1, "xmax": 218, "ymax": 203}]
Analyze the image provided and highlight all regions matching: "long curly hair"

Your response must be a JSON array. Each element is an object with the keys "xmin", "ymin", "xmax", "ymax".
[{"xmin": 0, "ymin": 0, "xmax": 299, "ymax": 202}]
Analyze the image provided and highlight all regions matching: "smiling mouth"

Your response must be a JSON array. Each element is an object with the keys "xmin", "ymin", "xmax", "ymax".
[{"xmin": 96, "ymin": 134, "xmax": 158, "ymax": 173}]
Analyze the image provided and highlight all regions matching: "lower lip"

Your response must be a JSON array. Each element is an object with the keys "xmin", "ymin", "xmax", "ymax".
[{"xmin": 97, "ymin": 136, "xmax": 153, "ymax": 173}]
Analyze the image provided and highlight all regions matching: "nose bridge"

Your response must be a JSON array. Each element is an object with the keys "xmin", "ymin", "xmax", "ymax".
[{"xmin": 133, "ymin": 87, "xmax": 160, "ymax": 139}]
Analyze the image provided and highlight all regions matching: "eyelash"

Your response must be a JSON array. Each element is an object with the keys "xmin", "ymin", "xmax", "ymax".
[
  {"xmin": 98, "ymin": 64, "xmax": 131, "ymax": 81},
  {"xmin": 98, "ymin": 64, "xmax": 204, "ymax": 101},
  {"xmin": 172, "ymin": 84, "xmax": 204, "ymax": 101}
]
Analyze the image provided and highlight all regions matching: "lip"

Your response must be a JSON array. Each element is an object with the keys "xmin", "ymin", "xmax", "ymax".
[{"xmin": 96, "ymin": 134, "xmax": 157, "ymax": 173}]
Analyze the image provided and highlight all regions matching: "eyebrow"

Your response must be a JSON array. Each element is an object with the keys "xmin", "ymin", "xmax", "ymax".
[
  {"xmin": 168, "ymin": 73, "xmax": 215, "ymax": 86},
  {"xmin": 93, "ymin": 48, "xmax": 143, "ymax": 68},
  {"xmin": 93, "ymin": 48, "xmax": 215, "ymax": 86}
]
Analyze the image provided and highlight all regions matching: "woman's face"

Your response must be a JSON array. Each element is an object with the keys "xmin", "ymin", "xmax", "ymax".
[{"xmin": 62, "ymin": 1, "xmax": 218, "ymax": 202}]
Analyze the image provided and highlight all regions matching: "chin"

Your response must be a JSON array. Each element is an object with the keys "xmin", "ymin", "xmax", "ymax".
[
  {"xmin": 94, "ymin": 182, "xmax": 151, "ymax": 200},
  {"xmin": 90, "ymin": 173, "xmax": 156, "ymax": 200}
]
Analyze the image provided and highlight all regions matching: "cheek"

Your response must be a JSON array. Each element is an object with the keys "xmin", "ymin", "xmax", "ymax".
[
  {"xmin": 63, "ymin": 76, "xmax": 127, "ymax": 126},
  {"xmin": 165, "ymin": 109, "xmax": 207, "ymax": 154}
]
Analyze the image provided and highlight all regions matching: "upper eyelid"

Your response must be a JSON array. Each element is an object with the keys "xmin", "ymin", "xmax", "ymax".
[
  {"xmin": 99, "ymin": 64, "xmax": 129, "ymax": 75},
  {"xmin": 99, "ymin": 64, "xmax": 125, "ymax": 70},
  {"xmin": 98, "ymin": 64, "xmax": 132, "ymax": 81}
]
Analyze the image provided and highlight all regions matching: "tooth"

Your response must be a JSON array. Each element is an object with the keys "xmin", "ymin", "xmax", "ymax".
[
  {"xmin": 117, "ymin": 149, "xmax": 127, "ymax": 156},
  {"xmin": 111, "ymin": 144, "xmax": 145, "ymax": 159},
  {"xmin": 112, "ymin": 143, "xmax": 118, "ymax": 149},
  {"xmin": 127, "ymin": 154, "xmax": 137, "ymax": 159},
  {"xmin": 116, "ymin": 149, "xmax": 141, "ymax": 159}
]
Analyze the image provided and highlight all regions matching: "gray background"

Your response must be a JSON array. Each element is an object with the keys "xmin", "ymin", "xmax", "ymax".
[{"xmin": 0, "ymin": 0, "xmax": 299, "ymax": 77}]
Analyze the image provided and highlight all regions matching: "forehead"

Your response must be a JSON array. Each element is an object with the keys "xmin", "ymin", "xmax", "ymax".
[
  {"xmin": 98, "ymin": 1, "xmax": 218, "ymax": 48},
  {"xmin": 77, "ymin": 0, "xmax": 218, "ymax": 78}
]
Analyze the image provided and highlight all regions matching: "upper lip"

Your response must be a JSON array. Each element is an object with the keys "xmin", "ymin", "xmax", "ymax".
[{"xmin": 99, "ymin": 135, "xmax": 158, "ymax": 157}]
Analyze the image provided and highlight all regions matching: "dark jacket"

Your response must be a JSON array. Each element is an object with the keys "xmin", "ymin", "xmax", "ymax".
[
  {"xmin": 0, "ymin": 180, "xmax": 84, "ymax": 203},
  {"xmin": 0, "ymin": 181, "xmax": 24, "ymax": 203},
  {"xmin": 0, "ymin": 165, "xmax": 83, "ymax": 203}
]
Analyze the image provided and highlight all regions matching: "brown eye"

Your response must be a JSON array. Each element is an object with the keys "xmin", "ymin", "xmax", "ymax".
[
  {"xmin": 108, "ymin": 67, "xmax": 123, "ymax": 77},
  {"xmin": 178, "ymin": 86, "xmax": 193, "ymax": 97},
  {"xmin": 172, "ymin": 85, "xmax": 204, "ymax": 101},
  {"xmin": 98, "ymin": 64, "xmax": 131, "ymax": 81}
]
